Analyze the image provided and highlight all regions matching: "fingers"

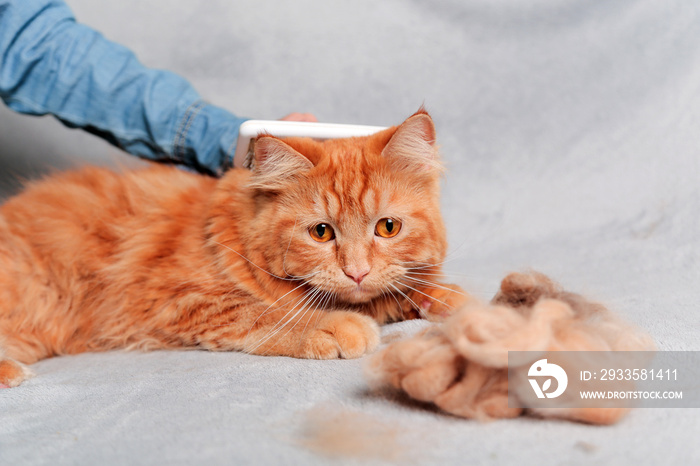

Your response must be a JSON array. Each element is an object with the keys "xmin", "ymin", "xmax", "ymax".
[{"xmin": 279, "ymin": 112, "xmax": 318, "ymax": 122}]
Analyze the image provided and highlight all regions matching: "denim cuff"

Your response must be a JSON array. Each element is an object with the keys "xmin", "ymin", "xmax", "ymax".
[{"xmin": 172, "ymin": 100, "xmax": 248, "ymax": 176}]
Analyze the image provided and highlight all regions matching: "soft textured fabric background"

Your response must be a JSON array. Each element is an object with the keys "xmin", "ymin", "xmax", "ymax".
[{"xmin": 1, "ymin": 0, "xmax": 698, "ymax": 464}]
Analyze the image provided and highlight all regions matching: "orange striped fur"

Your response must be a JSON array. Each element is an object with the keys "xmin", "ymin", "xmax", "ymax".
[{"xmin": 0, "ymin": 111, "xmax": 466, "ymax": 386}]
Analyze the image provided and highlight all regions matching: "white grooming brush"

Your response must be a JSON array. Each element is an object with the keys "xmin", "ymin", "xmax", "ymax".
[{"xmin": 233, "ymin": 120, "xmax": 387, "ymax": 169}]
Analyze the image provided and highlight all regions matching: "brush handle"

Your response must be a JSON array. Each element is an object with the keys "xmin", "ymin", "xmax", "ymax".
[{"xmin": 233, "ymin": 120, "xmax": 387, "ymax": 168}]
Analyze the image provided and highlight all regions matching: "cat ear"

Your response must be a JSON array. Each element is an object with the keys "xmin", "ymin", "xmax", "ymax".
[
  {"xmin": 381, "ymin": 111, "xmax": 443, "ymax": 173},
  {"xmin": 248, "ymin": 136, "xmax": 313, "ymax": 190}
]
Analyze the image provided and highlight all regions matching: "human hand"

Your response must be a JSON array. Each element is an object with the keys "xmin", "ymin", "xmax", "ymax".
[{"xmin": 279, "ymin": 113, "xmax": 318, "ymax": 122}]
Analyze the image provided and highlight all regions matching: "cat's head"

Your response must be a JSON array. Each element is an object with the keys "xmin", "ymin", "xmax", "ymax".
[{"xmin": 226, "ymin": 110, "xmax": 447, "ymax": 304}]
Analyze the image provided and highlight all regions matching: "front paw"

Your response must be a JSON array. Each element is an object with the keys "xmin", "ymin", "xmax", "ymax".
[
  {"xmin": 0, "ymin": 358, "xmax": 34, "ymax": 388},
  {"xmin": 411, "ymin": 283, "xmax": 470, "ymax": 322},
  {"xmin": 298, "ymin": 311, "xmax": 380, "ymax": 359}
]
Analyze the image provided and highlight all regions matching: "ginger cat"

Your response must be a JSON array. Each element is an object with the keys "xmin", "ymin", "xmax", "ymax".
[{"xmin": 0, "ymin": 110, "xmax": 466, "ymax": 387}]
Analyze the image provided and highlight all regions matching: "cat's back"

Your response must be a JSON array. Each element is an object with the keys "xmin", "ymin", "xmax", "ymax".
[
  {"xmin": 2, "ymin": 164, "xmax": 214, "ymax": 219},
  {"xmin": 0, "ymin": 165, "xmax": 217, "ymax": 263}
]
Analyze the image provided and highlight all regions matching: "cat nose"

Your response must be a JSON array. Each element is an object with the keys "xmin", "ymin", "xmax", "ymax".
[{"xmin": 344, "ymin": 267, "xmax": 370, "ymax": 284}]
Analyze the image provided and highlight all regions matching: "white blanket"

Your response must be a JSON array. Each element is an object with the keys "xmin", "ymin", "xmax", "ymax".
[{"xmin": 1, "ymin": 0, "xmax": 698, "ymax": 464}]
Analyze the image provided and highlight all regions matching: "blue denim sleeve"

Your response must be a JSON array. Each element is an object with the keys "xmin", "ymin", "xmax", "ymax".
[{"xmin": 0, "ymin": 0, "xmax": 247, "ymax": 175}]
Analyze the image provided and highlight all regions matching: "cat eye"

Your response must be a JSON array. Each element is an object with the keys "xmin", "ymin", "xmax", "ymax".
[
  {"xmin": 309, "ymin": 223, "xmax": 335, "ymax": 242},
  {"xmin": 375, "ymin": 218, "xmax": 402, "ymax": 238}
]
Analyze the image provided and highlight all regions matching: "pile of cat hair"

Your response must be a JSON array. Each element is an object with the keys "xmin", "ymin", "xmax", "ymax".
[{"xmin": 364, "ymin": 271, "xmax": 655, "ymax": 425}]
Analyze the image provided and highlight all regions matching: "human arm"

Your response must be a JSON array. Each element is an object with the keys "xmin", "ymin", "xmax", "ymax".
[{"xmin": 0, "ymin": 0, "xmax": 247, "ymax": 175}]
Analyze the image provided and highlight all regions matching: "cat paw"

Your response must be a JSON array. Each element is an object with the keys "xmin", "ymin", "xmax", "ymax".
[
  {"xmin": 298, "ymin": 311, "xmax": 380, "ymax": 359},
  {"xmin": 412, "ymin": 283, "xmax": 470, "ymax": 322},
  {"xmin": 0, "ymin": 358, "xmax": 34, "ymax": 388}
]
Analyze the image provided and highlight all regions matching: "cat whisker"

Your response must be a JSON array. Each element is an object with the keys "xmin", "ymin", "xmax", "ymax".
[
  {"xmin": 444, "ymin": 237, "xmax": 470, "ymax": 259},
  {"xmin": 389, "ymin": 283, "xmax": 426, "ymax": 319},
  {"xmin": 381, "ymin": 284, "xmax": 406, "ymax": 320},
  {"xmin": 407, "ymin": 272, "xmax": 487, "ymax": 283},
  {"xmin": 402, "ymin": 250, "xmax": 466, "ymax": 271},
  {"xmin": 401, "ymin": 260, "xmax": 436, "ymax": 270},
  {"xmin": 244, "ymin": 287, "xmax": 315, "ymax": 350},
  {"xmin": 402, "ymin": 261, "xmax": 447, "ymax": 272},
  {"xmin": 242, "ymin": 281, "xmax": 309, "ymax": 340},
  {"xmin": 266, "ymin": 286, "xmax": 329, "ymax": 351},
  {"xmin": 249, "ymin": 286, "xmax": 324, "ymax": 354},
  {"xmin": 404, "ymin": 269, "xmax": 475, "ymax": 278},
  {"xmin": 395, "ymin": 280, "xmax": 450, "ymax": 309},
  {"xmin": 297, "ymin": 292, "xmax": 328, "ymax": 344},
  {"xmin": 299, "ymin": 287, "xmax": 335, "ymax": 343},
  {"xmin": 404, "ymin": 271, "xmax": 498, "ymax": 295},
  {"xmin": 210, "ymin": 239, "xmax": 315, "ymax": 281},
  {"xmin": 283, "ymin": 286, "xmax": 332, "ymax": 344},
  {"xmin": 248, "ymin": 290, "xmax": 313, "ymax": 352},
  {"xmin": 402, "ymin": 275, "xmax": 468, "ymax": 296}
]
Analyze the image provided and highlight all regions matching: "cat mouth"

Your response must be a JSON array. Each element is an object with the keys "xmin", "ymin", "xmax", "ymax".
[{"xmin": 339, "ymin": 284, "xmax": 380, "ymax": 303}]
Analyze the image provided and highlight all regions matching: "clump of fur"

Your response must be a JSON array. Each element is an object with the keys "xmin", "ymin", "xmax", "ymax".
[{"xmin": 364, "ymin": 271, "xmax": 655, "ymax": 425}]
